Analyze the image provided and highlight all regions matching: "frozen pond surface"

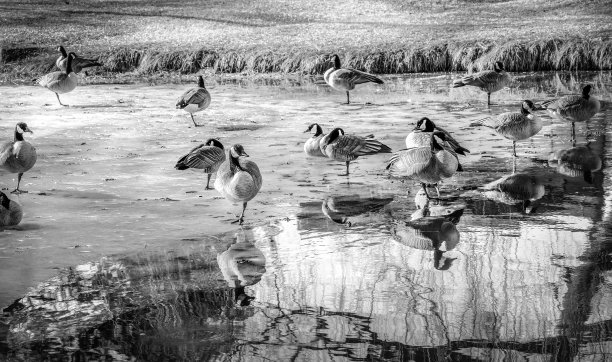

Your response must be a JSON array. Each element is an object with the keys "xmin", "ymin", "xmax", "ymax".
[{"xmin": 0, "ymin": 72, "xmax": 611, "ymax": 360}]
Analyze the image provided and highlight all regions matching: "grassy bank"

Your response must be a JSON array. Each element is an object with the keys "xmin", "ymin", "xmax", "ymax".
[{"xmin": 1, "ymin": 0, "xmax": 611, "ymax": 80}]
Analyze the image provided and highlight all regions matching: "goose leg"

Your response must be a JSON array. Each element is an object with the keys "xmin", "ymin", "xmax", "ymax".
[
  {"xmin": 421, "ymin": 183, "xmax": 432, "ymax": 200},
  {"xmin": 55, "ymin": 93, "xmax": 66, "ymax": 107},
  {"xmin": 239, "ymin": 202, "xmax": 247, "ymax": 225},
  {"xmin": 339, "ymin": 161, "xmax": 350, "ymax": 176},
  {"xmin": 487, "ymin": 93, "xmax": 491, "ymax": 106},
  {"xmin": 11, "ymin": 173, "xmax": 25, "ymax": 194},
  {"xmin": 346, "ymin": 91, "xmax": 350, "ymax": 104},
  {"xmin": 205, "ymin": 174, "xmax": 212, "ymax": 190},
  {"xmin": 512, "ymin": 141, "xmax": 517, "ymax": 157},
  {"xmin": 190, "ymin": 114, "xmax": 201, "ymax": 127},
  {"xmin": 571, "ymin": 122, "xmax": 576, "ymax": 144}
]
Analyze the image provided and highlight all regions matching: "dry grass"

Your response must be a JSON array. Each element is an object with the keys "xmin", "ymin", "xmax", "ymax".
[{"xmin": 1, "ymin": 0, "xmax": 611, "ymax": 79}]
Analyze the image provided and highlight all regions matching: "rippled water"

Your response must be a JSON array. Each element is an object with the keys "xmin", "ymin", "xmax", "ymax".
[{"xmin": 0, "ymin": 71, "xmax": 611, "ymax": 361}]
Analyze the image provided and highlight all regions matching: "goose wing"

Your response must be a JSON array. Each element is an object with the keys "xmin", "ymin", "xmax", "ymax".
[
  {"xmin": 176, "ymin": 145, "xmax": 225, "ymax": 170},
  {"xmin": 337, "ymin": 68, "xmax": 384, "ymax": 85},
  {"xmin": 386, "ymin": 147, "xmax": 433, "ymax": 177},
  {"xmin": 494, "ymin": 112, "xmax": 527, "ymax": 133},
  {"xmin": 72, "ymin": 54, "xmax": 102, "ymax": 71},
  {"xmin": 0, "ymin": 141, "xmax": 14, "ymax": 165},
  {"xmin": 453, "ymin": 69, "xmax": 498, "ymax": 87},
  {"xmin": 176, "ymin": 88, "xmax": 208, "ymax": 108},
  {"xmin": 541, "ymin": 94, "xmax": 583, "ymax": 111},
  {"xmin": 331, "ymin": 135, "xmax": 391, "ymax": 159},
  {"xmin": 37, "ymin": 71, "xmax": 67, "ymax": 88}
]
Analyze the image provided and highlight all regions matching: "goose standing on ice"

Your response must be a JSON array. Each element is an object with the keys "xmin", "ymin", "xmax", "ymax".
[
  {"xmin": 0, "ymin": 191, "xmax": 23, "ymax": 227},
  {"xmin": 215, "ymin": 144, "xmax": 263, "ymax": 225},
  {"xmin": 36, "ymin": 53, "xmax": 77, "ymax": 106},
  {"xmin": 320, "ymin": 128, "xmax": 392, "ymax": 175},
  {"xmin": 541, "ymin": 85, "xmax": 601, "ymax": 140},
  {"xmin": 452, "ymin": 61, "xmax": 511, "ymax": 105},
  {"xmin": 324, "ymin": 54, "xmax": 384, "ymax": 104},
  {"xmin": 470, "ymin": 100, "xmax": 544, "ymax": 157},
  {"xmin": 0, "ymin": 123, "xmax": 37, "ymax": 194},
  {"xmin": 175, "ymin": 139, "xmax": 226, "ymax": 190},
  {"xmin": 387, "ymin": 132, "xmax": 458, "ymax": 199},
  {"xmin": 303, "ymin": 123, "xmax": 327, "ymax": 157},
  {"xmin": 56, "ymin": 46, "xmax": 102, "ymax": 74},
  {"xmin": 176, "ymin": 75, "xmax": 211, "ymax": 127},
  {"xmin": 406, "ymin": 117, "xmax": 470, "ymax": 170}
]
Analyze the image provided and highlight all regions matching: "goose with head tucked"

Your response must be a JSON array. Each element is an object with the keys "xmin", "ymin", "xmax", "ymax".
[
  {"xmin": 0, "ymin": 123, "xmax": 37, "ymax": 194},
  {"xmin": 452, "ymin": 61, "xmax": 511, "ymax": 105},
  {"xmin": 387, "ymin": 132, "xmax": 458, "ymax": 199},
  {"xmin": 470, "ymin": 100, "xmax": 544, "ymax": 157},
  {"xmin": 324, "ymin": 54, "xmax": 384, "ymax": 104},
  {"xmin": 36, "ymin": 53, "xmax": 77, "ymax": 106},
  {"xmin": 303, "ymin": 123, "xmax": 327, "ymax": 157},
  {"xmin": 214, "ymin": 144, "xmax": 262, "ymax": 225},
  {"xmin": 406, "ymin": 117, "xmax": 470, "ymax": 170},
  {"xmin": 541, "ymin": 85, "xmax": 601, "ymax": 140},
  {"xmin": 175, "ymin": 139, "xmax": 226, "ymax": 190},
  {"xmin": 320, "ymin": 127, "xmax": 392, "ymax": 175},
  {"xmin": 176, "ymin": 75, "xmax": 211, "ymax": 127},
  {"xmin": 0, "ymin": 191, "xmax": 23, "ymax": 227},
  {"xmin": 56, "ymin": 46, "xmax": 102, "ymax": 74}
]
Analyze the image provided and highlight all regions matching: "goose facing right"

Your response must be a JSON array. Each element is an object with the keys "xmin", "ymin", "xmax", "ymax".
[
  {"xmin": 320, "ymin": 128, "xmax": 392, "ymax": 175},
  {"xmin": 56, "ymin": 46, "xmax": 102, "ymax": 74},
  {"xmin": 0, "ymin": 191, "xmax": 23, "ymax": 227},
  {"xmin": 176, "ymin": 75, "xmax": 211, "ymax": 127},
  {"xmin": 303, "ymin": 123, "xmax": 327, "ymax": 157},
  {"xmin": 452, "ymin": 61, "xmax": 511, "ymax": 105},
  {"xmin": 541, "ymin": 85, "xmax": 601, "ymax": 123},
  {"xmin": 0, "ymin": 123, "xmax": 37, "ymax": 194},
  {"xmin": 214, "ymin": 144, "xmax": 263, "ymax": 225},
  {"xmin": 175, "ymin": 139, "xmax": 226, "ymax": 190},
  {"xmin": 36, "ymin": 53, "xmax": 78, "ymax": 106},
  {"xmin": 324, "ymin": 54, "xmax": 384, "ymax": 104}
]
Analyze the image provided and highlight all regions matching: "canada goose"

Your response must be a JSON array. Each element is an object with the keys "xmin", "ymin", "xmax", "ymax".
[
  {"xmin": 303, "ymin": 123, "xmax": 327, "ymax": 157},
  {"xmin": 541, "ymin": 85, "xmax": 601, "ymax": 140},
  {"xmin": 452, "ymin": 61, "xmax": 511, "ymax": 105},
  {"xmin": 0, "ymin": 123, "xmax": 37, "ymax": 194},
  {"xmin": 548, "ymin": 144, "xmax": 602, "ymax": 183},
  {"xmin": 406, "ymin": 117, "xmax": 470, "ymax": 170},
  {"xmin": 321, "ymin": 195, "xmax": 394, "ymax": 226},
  {"xmin": 470, "ymin": 100, "xmax": 544, "ymax": 157},
  {"xmin": 324, "ymin": 54, "xmax": 384, "ymax": 104},
  {"xmin": 320, "ymin": 128, "xmax": 392, "ymax": 175},
  {"xmin": 56, "ymin": 46, "xmax": 102, "ymax": 74},
  {"xmin": 175, "ymin": 139, "xmax": 226, "ymax": 190},
  {"xmin": 481, "ymin": 173, "xmax": 545, "ymax": 214},
  {"xmin": 176, "ymin": 75, "xmax": 211, "ymax": 127},
  {"xmin": 36, "ymin": 53, "xmax": 77, "ymax": 106},
  {"xmin": 0, "ymin": 191, "xmax": 23, "ymax": 227},
  {"xmin": 387, "ymin": 132, "xmax": 458, "ymax": 199},
  {"xmin": 214, "ymin": 144, "xmax": 262, "ymax": 225}
]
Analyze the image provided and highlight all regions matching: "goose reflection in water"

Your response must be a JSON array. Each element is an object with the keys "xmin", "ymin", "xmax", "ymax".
[
  {"xmin": 548, "ymin": 143, "xmax": 602, "ymax": 184},
  {"xmin": 479, "ymin": 169, "xmax": 546, "ymax": 214},
  {"xmin": 321, "ymin": 194, "xmax": 394, "ymax": 226},
  {"xmin": 391, "ymin": 196, "xmax": 464, "ymax": 271},
  {"xmin": 217, "ymin": 230, "xmax": 267, "ymax": 306}
]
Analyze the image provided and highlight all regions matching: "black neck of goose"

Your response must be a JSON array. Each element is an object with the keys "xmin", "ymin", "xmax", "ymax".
[
  {"xmin": 230, "ymin": 153, "xmax": 245, "ymax": 172},
  {"xmin": 328, "ymin": 128, "xmax": 342, "ymax": 143},
  {"xmin": 59, "ymin": 46, "xmax": 67, "ymax": 57},
  {"xmin": 198, "ymin": 76, "xmax": 205, "ymax": 88},
  {"xmin": 333, "ymin": 56, "xmax": 341, "ymax": 70},
  {"xmin": 313, "ymin": 124, "xmax": 323, "ymax": 136},
  {"xmin": 0, "ymin": 195, "xmax": 9, "ymax": 210},
  {"xmin": 66, "ymin": 54, "xmax": 73, "ymax": 74},
  {"xmin": 520, "ymin": 105, "xmax": 530, "ymax": 116},
  {"xmin": 423, "ymin": 119, "xmax": 435, "ymax": 132},
  {"xmin": 14, "ymin": 129, "xmax": 24, "ymax": 142},
  {"xmin": 431, "ymin": 136, "xmax": 443, "ymax": 151},
  {"xmin": 582, "ymin": 87, "xmax": 590, "ymax": 99}
]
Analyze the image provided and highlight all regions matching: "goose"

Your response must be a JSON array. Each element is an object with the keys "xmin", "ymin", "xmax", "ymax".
[
  {"xmin": 303, "ymin": 123, "xmax": 327, "ymax": 157},
  {"xmin": 387, "ymin": 132, "xmax": 458, "ymax": 199},
  {"xmin": 0, "ymin": 191, "xmax": 23, "ymax": 227},
  {"xmin": 175, "ymin": 139, "xmax": 226, "ymax": 190},
  {"xmin": 0, "ymin": 123, "xmax": 37, "ymax": 194},
  {"xmin": 176, "ymin": 75, "xmax": 211, "ymax": 127},
  {"xmin": 214, "ymin": 144, "xmax": 263, "ymax": 225},
  {"xmin": 452, "ymin": 61, "xmax": 511, "ymax": 105},
  {"xmin": 324, "ymin": 54, "xmax": 384, "ymax": 104},
  {"xmin": 541, "ymin": 85, "xmax": 601, "ymax": 140},
  {"xmin": 320, "ymin": 128, "xmax": 392, "ymax": 175},
  {"xmin": 36, "ymin": 53, "xmax": 77, "ymax": 106},
  {"xmin": 548, "ymin": 144, "xmax": 602, "ymax": 183},
  {"xmin": 470, "ymin": 100, "xmax": 544, "ymax": 157},
  {"xmin": 406, "ymin": 117, "xmax": 470, "ymax": 171},
  {"xmin": 56, "ymin": 46, "xmax": 102, "ymax": 74}
]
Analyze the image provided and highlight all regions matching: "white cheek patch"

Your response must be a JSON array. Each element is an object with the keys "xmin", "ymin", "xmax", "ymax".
[
  {"xmin": 16, "ymin": 127, "xmax": 24, "ymax": 134},
  {"xmin": 230, "ymin": 148, "xmax": 239, "ymax": 158}
]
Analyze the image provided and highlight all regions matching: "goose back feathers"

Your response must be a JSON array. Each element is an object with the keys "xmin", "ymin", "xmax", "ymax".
[
  {"xmin": 175, "ymin": 139, "xmax": 226, "ymax": 174},
  {"xmin": 541, "ymin": 85, "xmax": 601, "ymax": 123},
  {"xmin": 320, "ymin": 128, "xmax": 391, "ymax": 162}
]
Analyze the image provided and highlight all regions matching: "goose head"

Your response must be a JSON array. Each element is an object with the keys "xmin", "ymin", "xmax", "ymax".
[
  {"xmin": 330, "ymin": 54, "xmax": 341, "ymax": 70},
  {"xmin": 582, "ymin": 84, "xmax": 592, "ymax": 99},
  {"xmin": 15, "ymin": 122, "xmax": 33, "ymax": 135},
  {"xmin": 304, "ymin": 123, "xmax": 323, "ymax": 136},
  {"xmin": 57, "ymin": 45, "xmax": 67, "ymax": 57},
  {"xmin": 414, "ymin": 117, "xmax": 435, "ymax": 132},
  {"xmin": 230, "ymin": 144, "xmax": 249, "ymax": 158},
  {"xmin": 197, "ymin": 75, "xmax": 205, "ymax": 88},
  {"xmin": 323, "ymin": 128, "xmax": 345, "ymax": 145},
  {"xmin": 205, "ymin": 138, "xmax": 224, "ymax": 149},
  {"xmin": 0, "ymin": 191, "xmax": 11, "ymax": 211},
  {"xmin": 493, "ymin": 61, "xmax": 505, "ymax": 72}
]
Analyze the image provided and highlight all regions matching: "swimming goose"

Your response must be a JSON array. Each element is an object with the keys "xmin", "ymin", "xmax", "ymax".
[
  {"xmin": 406, "ymin": 117, "xmax": 470, "ymax": 171},
  {"xmin": 320, "ymin": 128, "xmax": 392, "ymax": 175},
  {"xmin": 36, "ymin": 53, "xmax": 77, "ymax": 106},
  {"xmin": 0, "ymin": 123, "xmax": 37, "ymax": 194},
  {"xmin": 214, "ymin": 144, "xmax": 263, "ymax": 225},
  {"xmin": 470, "ymin": 100, "xmax": 544, "ymax": 157},
  {"xmin": 176, "ymin": 75, "xmax": 211, "ymax": 127},
  {"xmin": 175, "ymin": 139, "xmax": 226, "ymax": 190},
  {"xmin": 324, "ymin": 54, "xmax": 384, "ymax": 104},
  {"xmin": 548, "ymin": 144, "xmax": 602, "ymax": 183},
  {"xmin": 0, "ymin": 191, "xmax": 23, "ymax": 227},
  {"xmin": 452, "ymin": 61, "xmax": 511, "ymax": 105},
  {"xmin": 303, "ymin": 123, "xmax": 327, "ymax": 157},
  {"xmin": 387, "ymin": 132, "xmax": 458, "ymax": 199},
  {"xmin": 56, "ymin": 46, "xmax": 102, "ymax": 74}
]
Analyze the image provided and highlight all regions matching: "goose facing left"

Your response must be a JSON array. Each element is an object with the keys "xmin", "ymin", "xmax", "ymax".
[
  {"xmin": 176, "ymin": 75, "xmax": 211, "ymax": 127},
  {"xmin": 320, "ymin": 128, "xmax": 392, "ymax": 175},
  {"xmin": 214, "ymin": 144, "xmax": 263, "ymax": 225},
  {"xmin": 0, "ymin": 191, "xmax": 23, "ymax": 227},
  {"xmin": 36, "ymin": 53, "xmax": 77, "ymax": 106},
  {"xmin": 0, "ymin": 123, "xmax": 37, "ymax": 194},
  {"xmin": 303, "ymin": 123, "xmax": 327, "ymax": 157},
  {"xmin": 175, "ymin": 139, "xmax": 226, "ymax": 190},
  {"xmin": 56, "ymin": 46, "xmax": 102, "ymax": 74},
  {"xmin": 324, "ymin": 54, "xmax": 384, "ymax": 104}
]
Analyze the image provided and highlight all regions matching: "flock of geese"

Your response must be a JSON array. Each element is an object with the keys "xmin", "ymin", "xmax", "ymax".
[{"xmin": 0, "ymin": 49, "xmax": 604, "ymax": 227}]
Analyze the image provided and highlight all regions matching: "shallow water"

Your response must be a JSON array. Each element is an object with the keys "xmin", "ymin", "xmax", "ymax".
[{"xmin": 0, "ymin": 71, "xmax": 611, "ymax": 361}]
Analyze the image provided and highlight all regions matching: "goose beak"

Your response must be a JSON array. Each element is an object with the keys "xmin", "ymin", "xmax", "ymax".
[
  {"xmin": 303, "ymin": 128, "xmax": 311, "ymax": 133},
  {"xmin": 24, "ymin": 127, "xmax": 33, "ymax": 133},
  {"xmin": 240, "ymin": 151, "xmax": 250, "ymax": 157}
]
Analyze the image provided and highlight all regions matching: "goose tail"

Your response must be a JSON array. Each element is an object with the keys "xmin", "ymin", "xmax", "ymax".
[
  {"xmin": 452, "ymin": 79, "xmax": 466, "ymax": 88},
  {"xmin": 359, "ymin": 139, "xmax": 392, "ymax": 155},
  {"xmin": 79, "ymin": 58, "xmax": 103, "ymax": 68},
  {"xmin": 470, "ymin": 117, "xmax": 494, "ymax": 128},
  {"xmin": 355, "ymin": 71, "xmax": 384, "ymax": 85},
  {"xmin": 174, "ymin": 155, "xmax": 189, "ymax": 170},
  {"xmin": 451, "ymin": 144, "xmax": 470, "ymax": 156}
]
